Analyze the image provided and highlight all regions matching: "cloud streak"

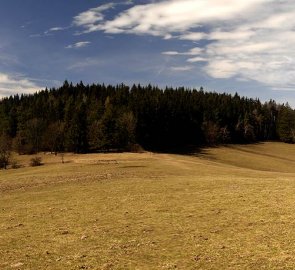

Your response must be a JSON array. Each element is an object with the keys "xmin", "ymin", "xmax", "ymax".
[
  {"xmin": 66, "ymin": 41, "xmax": 91, "ymax": 49},
  {"xmin": 73, "ymin": 0, "xmax": 295, "ymax": 90},
  {"xmin": 170, "ymin": 66, "xmax": 193, "ymax": 72},
  {"xmin": 67, "ymin": 58, "xmax": 101, "ymax": 70}
]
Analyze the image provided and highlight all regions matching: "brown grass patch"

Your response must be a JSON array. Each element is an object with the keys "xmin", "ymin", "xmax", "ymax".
[{"xmin": 1, "ymin": 143, "xmax": 295, "ymax": 269}]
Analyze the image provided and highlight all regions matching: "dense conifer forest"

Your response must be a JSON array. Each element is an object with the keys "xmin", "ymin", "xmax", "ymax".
[{"xmin": 0, "ymin": 81, "xmax": 294, "ymax": 154}]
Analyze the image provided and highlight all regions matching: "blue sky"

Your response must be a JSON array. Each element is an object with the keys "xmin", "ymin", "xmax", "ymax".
[{"xmin": 1, "ymin": 0, "xmax": 295, "ymax": 105}]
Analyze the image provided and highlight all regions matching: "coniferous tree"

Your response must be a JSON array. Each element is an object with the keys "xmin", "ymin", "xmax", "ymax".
[
  {"xmin": 277, "ymin": 104, "xmax": 295, "ymax": 143},
  {"xmin": 0, "ymin": 134, "xmax": 11, "ymax": 169},
  {"xmin": 0, "ymin": 82, "xmax": 293, "ymax": 154}
]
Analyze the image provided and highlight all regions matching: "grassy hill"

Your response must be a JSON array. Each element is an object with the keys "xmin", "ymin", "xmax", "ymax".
[{"xmin": 1, "ymin": 142, "xmax": 295, "ymax": 269}]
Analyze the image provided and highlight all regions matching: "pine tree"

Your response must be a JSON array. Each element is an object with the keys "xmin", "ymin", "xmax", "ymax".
[{"xmin": 277, "ymin": 104, "xmax": 295, "ymax": 143}]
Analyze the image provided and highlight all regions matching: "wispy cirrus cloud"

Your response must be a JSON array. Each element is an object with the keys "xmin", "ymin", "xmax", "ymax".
[
  {"xmin": 162, "ymin": 47, "xmax": 204, "ymax": 56},
  {"xmin": 170, "ymin": 66, "xmax": 193, "ymax": 72},
  {"xmin": 48, "ymin": 26, "xmax": 67, "ymax": 32},
  {"xmin": 67, "ymin": 58, "xmax": 101, "ymax": 70},
  {"xmin": 72, "ymin": 0, "xmax": 295, "ymax": 91},
  {"xmin": 30, "ymin": 25, "xmax": 70, "ymax": 38},
  {"xmin": 44, "ymin": 26, "xmax": 70, "ymax": 35},
  {"xmin": 65, "ymin": 41, "xmax": 91, "ymax": 49},
  {"xmin": 75, "ymin": 0, "xmax": 267, "ymax": 35},
  {"xmin": 73, "ymin": 3, "xmax": 115, "ymax": 31}
]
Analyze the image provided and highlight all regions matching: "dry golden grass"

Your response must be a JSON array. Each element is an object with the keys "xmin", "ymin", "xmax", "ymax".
[{"xmin": 1, "ymin": 142, "xmax": 295, "ymax": 269}]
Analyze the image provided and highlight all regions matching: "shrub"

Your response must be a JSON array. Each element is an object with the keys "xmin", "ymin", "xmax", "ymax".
[
  {"xmin": 30, "ymin": 156, "xmax": 43, "ymax": 167},
  {"xmin": 11, "ymin": 160, "xmax": 21, "ymax": 169},
  {"xmin": 129, "ymin": 144, "xmax": 145, "ymax": 153}
]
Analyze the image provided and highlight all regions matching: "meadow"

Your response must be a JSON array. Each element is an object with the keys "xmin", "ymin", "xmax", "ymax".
[{"xmin": 1, "ymin": 142, "xmax": 295, "ymax": 269}]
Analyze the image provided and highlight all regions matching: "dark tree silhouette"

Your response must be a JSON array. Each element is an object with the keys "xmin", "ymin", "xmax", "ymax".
[{"xmin": 0, "ymin": 81, "xmax": 292, "ymax": 154}]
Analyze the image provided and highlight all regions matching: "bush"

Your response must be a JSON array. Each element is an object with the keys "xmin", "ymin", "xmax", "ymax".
[
  {"xmin": 129, "ymin": 144, "xmax": 145, "ymax": 153},
  {"xmin": 30, "ymin": 156, "xmax": 43, "ymax": 167},
  {"xmin": 11, "ymin": 160, "xmax": 21, "ymax": 169}
]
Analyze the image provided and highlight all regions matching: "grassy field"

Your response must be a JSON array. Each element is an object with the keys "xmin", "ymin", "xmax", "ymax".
[{"xmin": 1, "ymin": 142, "xmax": 295, "ymax": 269}]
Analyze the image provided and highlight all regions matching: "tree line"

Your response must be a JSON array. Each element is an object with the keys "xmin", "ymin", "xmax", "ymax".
[{"xmin": 0, "ymin": 81, "xmax": 294, "ymax": 159}]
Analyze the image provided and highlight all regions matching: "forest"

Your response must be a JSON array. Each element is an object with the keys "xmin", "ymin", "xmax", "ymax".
[{"xmin": 0, "ymin": 81, "xmax": 295, "ymax": 155}]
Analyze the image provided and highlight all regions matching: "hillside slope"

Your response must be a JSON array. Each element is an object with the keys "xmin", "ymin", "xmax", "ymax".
[
  {"xmin": 199, "ymin": 142, "xmax": 295, "ymax": 173},
  {"xmin": 1, "ymin": 142, "xmax": 295, "ymax": 269}
]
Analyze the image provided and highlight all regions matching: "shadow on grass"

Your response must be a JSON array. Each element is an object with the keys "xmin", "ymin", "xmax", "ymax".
[
  {"xmin": 151, "ymin": 144, "xmax": 206, "ymax": 156},
  {"xmin": 152, "ymin": 141, "xmax": 267, "ymax": 158}
]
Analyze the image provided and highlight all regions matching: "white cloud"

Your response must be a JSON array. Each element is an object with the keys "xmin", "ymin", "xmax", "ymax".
[
  {"xmin": 78, "ymin": 0, "xmax": 268, "ymax": 35},
  {"xmin": 73, "ymin": 3, "xmax": 115, "ymax": 29},
  {"xmin": 170, "ymin": 66, "xmax": 193, "ymax": 71},
  {"xmin": 73, "ymin": 0, "xmax": 295, "ymax": 90},
  {"xmin": 42, "ymin": 26, "xmax": 70, "ymax": 36},
  {"xmin": 209, "ymin": 30, "xmax": 255, "ymax": 41},
  {"xmin": 187, "ymin": 57, "xmax": 207, "ymax": 63},
  {"xmin": 0, "ymin": 73, "xmax": 43, "ymax": 97},
  {"xmin": 66, "ymin": 41, "xmax": 91, "ymax": 49},
  {"xmin": 179, "ymin": 32, "xmax": 208, "ymax": 41},
  {"xmin": 162, "ymin": 51, "xmax": 179, "ymax": 56},
  {"xmin": 49, "ymin": 27, "xmax": 66, "ymax": 32},
  {"xmin": 163, "ymin": 47, "xmax": 204, "ymax": 56},
  {"xmin": 67, "ymin": 58, "xmax": 101, "ymax": 70}
]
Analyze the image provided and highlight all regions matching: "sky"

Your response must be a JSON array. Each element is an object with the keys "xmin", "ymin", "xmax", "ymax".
[{"xmin": 1, "ymin": 0, "xmax": 295, "ymax": 105}]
